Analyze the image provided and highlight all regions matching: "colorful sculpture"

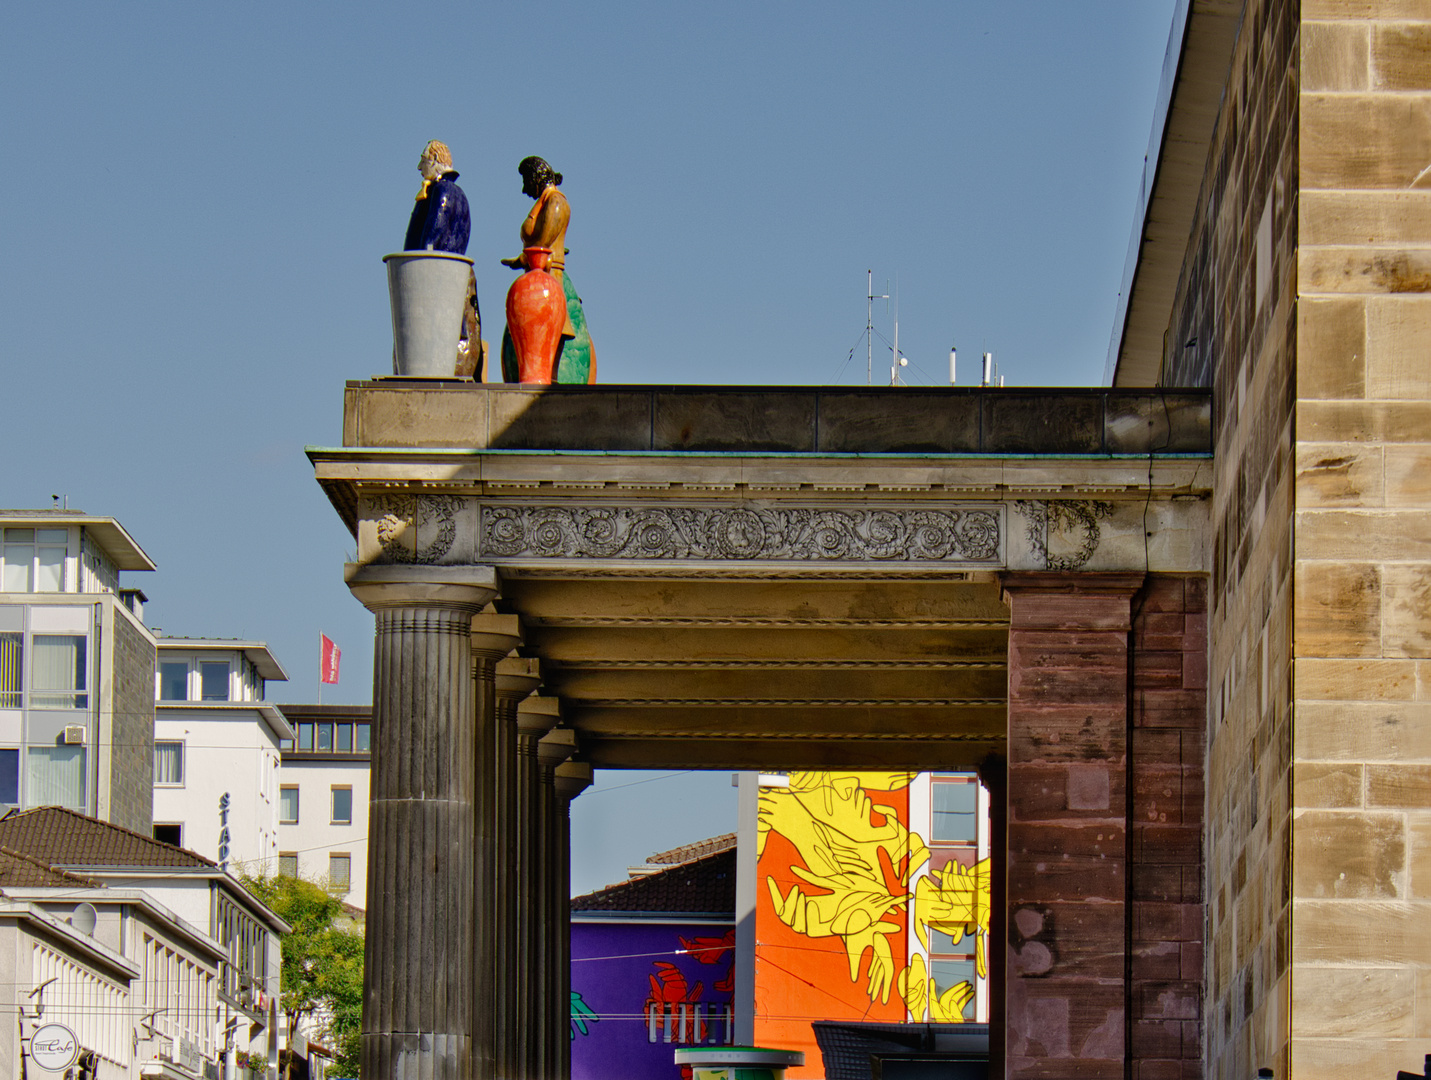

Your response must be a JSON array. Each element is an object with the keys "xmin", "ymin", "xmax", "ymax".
[
  {"xmin": 403, "ymin": 140, "xmax": 485, "ymax": 378},
  {"xmin": 501, "ymin": 157, "xmax": 595, "ymax": 383}
]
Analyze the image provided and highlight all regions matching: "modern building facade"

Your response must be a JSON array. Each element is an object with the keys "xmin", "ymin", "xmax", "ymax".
[
  {"xmin": 152, "ymin": 639, "xmax": 291, "ymax": 874},
  {"xmin": 274, "ymin": 704, "xmax": 371, "ymax": 906},
  {"xmin": 0, "ymin": 806, "xmax": 288, "ymax": 1080},
  {"xmin": 0, "ymin": 510, "xmax": 157, "ymax": 831}
]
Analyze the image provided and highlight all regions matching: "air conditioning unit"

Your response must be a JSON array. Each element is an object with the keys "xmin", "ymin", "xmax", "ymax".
[{"xmin": 63, "ymin": 726, "xmax": 87, "ymax": 745}]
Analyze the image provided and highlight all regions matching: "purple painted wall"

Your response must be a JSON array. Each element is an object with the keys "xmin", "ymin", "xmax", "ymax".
[{"xmin": 571, "ymin": 920, "xmax": 736, "ymax": 1080}]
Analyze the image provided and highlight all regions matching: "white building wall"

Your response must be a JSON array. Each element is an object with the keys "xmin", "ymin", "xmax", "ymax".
[
  {"xmin": 278, "ymin": 759, "xmax": 369, "ymax": 908},
  {"xmin": 154, "ymin": 709, "xmax": 282, "ymax": 874}
]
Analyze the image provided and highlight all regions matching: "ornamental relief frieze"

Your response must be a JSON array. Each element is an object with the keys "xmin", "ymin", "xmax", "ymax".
[{"xmin": 478, "ymin": 504, "xmax": 1003, "ymax": 564}]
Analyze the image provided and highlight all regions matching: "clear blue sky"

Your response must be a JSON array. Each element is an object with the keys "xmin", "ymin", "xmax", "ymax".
[{"xmin": 1, "ymin": 1, "xmax": 1180, "ymax": 894}]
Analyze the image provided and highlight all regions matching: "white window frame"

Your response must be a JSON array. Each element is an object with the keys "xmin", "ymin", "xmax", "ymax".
[
  {"xmin": 331, "ymin": 785, "xmax": 353, "ymax": 825},
  {"xmin": 154, "ymin": 740, "xmax": 185, "ymax": 786},
  {"xmin": 279, "ymin": 785, "xmax": 299, "ymax": 825},
  {"xmin": 328, "ymin": 853, "xmax": 351, "ymax": 891}
]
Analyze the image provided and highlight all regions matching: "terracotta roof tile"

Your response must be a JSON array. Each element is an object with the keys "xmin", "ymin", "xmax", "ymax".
[
  {"xmin": 0, "ymin": 807, "xmax": 215, "ymax": 870},
  {"xmin": 571, "ymin": 848, "xmax": 735, "ymax": 916},
  {"xmin": 0, "ymin": 847, "xmax": 103, "ymax": 889},
  {"xmin": 645, "ymin": 833, "xmax": 736, "ymax": 865}
]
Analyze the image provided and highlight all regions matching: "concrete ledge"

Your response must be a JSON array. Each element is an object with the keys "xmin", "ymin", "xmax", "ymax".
[{"xmin": 343, "ymin": 383, "xmax": 1213, "ymax": 456}]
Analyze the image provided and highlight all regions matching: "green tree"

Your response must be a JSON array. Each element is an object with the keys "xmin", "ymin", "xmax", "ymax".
[{"xmin": 241, "ymin": 875, "xmax": 364, "ymax": 1079}]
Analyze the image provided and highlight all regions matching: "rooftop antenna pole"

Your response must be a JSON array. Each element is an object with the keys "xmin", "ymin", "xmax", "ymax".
[{"xmin": 866, "ymin": 270, "xmax": 888, "ymax": 385}]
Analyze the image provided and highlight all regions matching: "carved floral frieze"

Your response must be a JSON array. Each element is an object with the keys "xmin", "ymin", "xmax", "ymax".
[{"xmin": 477, "ymin": 504, "xmax": 1003, "ymax": 563}]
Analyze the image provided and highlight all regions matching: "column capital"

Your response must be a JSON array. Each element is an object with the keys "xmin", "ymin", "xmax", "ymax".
[
  {"xmin": 345, "ymin": 562, "xmax": 498, "ymax": 613},
  {"xmin": 496, "ymin": 656, "xmax": 542, "ymax": 708},
  {"xmin": 471, "ymin": 611, "xmax": 523, "ymax": 661},
  {"xmin": 517, "ymin": 694, "xmax": 561, "ymax": 740},
  {"xmin": 537, "ymin": 726, "xmax": 578, "ymax": 771},
  {"xmin": 554, "ymin": 760, "xmax": 593, "ymax": 802}
]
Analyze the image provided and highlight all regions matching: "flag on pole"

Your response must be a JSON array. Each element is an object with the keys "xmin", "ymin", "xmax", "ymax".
[{"xmin": 320, "ymin": 634, "xmax": 341, "ymax": 685}]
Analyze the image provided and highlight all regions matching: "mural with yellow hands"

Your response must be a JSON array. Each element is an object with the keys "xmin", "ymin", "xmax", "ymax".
[{"xmin": 756, "ymin": 771, "xmax": 989, "ymax": 1031}]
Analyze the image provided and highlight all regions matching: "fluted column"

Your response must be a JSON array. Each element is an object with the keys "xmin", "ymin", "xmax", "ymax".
[
  {"xmin": 493, "ymin": 656, "xmax": 541, "ymax": 1079},
  {"xmin": 346, "ymin": 564, "xmax": 498, "ymax": 1080},
  {"xmin": 551, "ymin": 760, "xmax": 592, "ymax": 1080},
  {"xmin": 516, "ymin": 696, "xmax": 561, "ymax": 1078},
  {"xmin": 469, "ymin": 615, "xmax": 523, "ymax": 1080},
  {"xmin": 535, "ymin": 727, "xmax": 577, "ymax": 1080}
]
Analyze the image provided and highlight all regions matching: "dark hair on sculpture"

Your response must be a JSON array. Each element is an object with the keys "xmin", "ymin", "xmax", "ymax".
[{"xmin": 518, "ymin": 156, "xmax": 562, "ymax": 188}]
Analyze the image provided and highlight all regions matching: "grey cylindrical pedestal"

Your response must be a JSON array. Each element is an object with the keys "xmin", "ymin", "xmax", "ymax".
[{"xmin": 384, "ymin": 251, "xmax": 474, "ymax": 377}]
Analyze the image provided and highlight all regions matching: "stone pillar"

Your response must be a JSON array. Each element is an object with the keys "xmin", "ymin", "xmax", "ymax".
[
  {"xmin": 552, "ymin": 760, "xmax": 592, "ymax": 1080},
  {"xmin": 470, "ymin": 615, "xmax": 524, "ymax": 1079},
  {"xmin": 535, "ymin": 727, "xmax": 577, "ymax": 1080},
  {"xmin": 346, "ymin": 564, "xmax": 499, "ymax": 1080},
  {"xmin": 1000, "ymin": 572, "xmax": 1144, "ymax": 1080},
  {"xmin": 514, "ymin": 695, "xmax": 560, "ymax": 1077}
]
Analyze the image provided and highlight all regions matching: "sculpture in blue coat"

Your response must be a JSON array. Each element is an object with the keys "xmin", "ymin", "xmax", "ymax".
[
  {"xmin": 403, "ymin": 140, "xmax": 485, "ymax": 375},
  {"xmin": 405, "ymin": 140, "xmax": 471, "ymax": 253}
]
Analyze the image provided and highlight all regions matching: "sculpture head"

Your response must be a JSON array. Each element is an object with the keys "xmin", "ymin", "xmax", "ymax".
[
  {"xmin": 518, "ymin": 156, "xmax": 562, "ymax": 199},
  {"xmin": 419, "ymin": 140, "xmax": 456, "ymax": 181}
]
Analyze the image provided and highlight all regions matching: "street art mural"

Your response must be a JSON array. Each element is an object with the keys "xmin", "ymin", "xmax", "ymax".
[
  {"xmin": 754, "ymin": 771, "xmax": 990, "ymax": 1078},
  {"xmin": 570, "ymin": 921, "xmax": 735, "ymax": 1080}
]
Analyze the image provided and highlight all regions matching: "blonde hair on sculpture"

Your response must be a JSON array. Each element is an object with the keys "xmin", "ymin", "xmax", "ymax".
[{"xmin": 417, "ymin": 140, "xmax": 455, "ymax": 199}]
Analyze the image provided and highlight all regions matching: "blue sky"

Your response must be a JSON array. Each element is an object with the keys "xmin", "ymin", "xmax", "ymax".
[{"xmin": 1, "ymin": 1, "xmax": 1180, "ymax": 893}]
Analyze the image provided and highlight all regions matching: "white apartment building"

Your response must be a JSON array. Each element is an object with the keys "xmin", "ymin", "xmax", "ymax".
[
  {"xmin": 0, "ymin": 510, "xmax": 157, "ymax": 831},
  {"xmin": 274, "ymin": 705, "xmax": 369, "ymax": 908},
  {"xmin": 153, "ymin": 640, "xmax": 291, "ymax": 876}
]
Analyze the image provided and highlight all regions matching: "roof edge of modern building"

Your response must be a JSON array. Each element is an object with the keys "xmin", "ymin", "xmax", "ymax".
[
  {"xmin": 156, "ymin": 638, "xmax": 290, "ymax": 682},
  {"xmin": 0, "ymin": 510, "xmax": 157, "ymax": 571}
]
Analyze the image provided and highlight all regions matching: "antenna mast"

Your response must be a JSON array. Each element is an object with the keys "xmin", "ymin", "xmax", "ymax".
[{"xmin": 866, "ymin": 270, "xmax": 888, "ymax": 385}]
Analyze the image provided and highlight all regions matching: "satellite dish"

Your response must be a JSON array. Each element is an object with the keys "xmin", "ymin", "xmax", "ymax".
[{"xmin": 69, "ymin": 903, "xmax": 97, "ymax": 936}]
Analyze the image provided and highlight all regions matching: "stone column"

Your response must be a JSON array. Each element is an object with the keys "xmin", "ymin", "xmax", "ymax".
[
  {"xmin": 493, "ymin": 656, "xmax": 541, "ymax": 1078},
  {"xmin": 999, "ymin": 572, "xmax": 1143, "ymax": 1080},
  {"xmin": 551, "ymin": 760, "xmax": 592, "ymax": 1080},
  {"xmin": 346, "ymin": 564, "xmax": 499, "ymax": 1080},
  {"xmin": 514, "ymin": 695, "xmax": 560, "ymax": 1076},
  {"xmin": 535, "ymin": 727, "xmax": 577, "ymax": 1080},
  {"xmin": 469, "ymin": 615, "xmax": 523, "ymax": 1079}
]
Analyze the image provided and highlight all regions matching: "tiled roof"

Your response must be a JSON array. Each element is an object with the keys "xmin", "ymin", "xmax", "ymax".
[
  {"xmin": 646, "ymin": 833, "xmax": 736, "ymax": 865},
  {"xmin": 0, "ymin": 847, "xmax": 103, "ymax": 889},
  {"xmin": 571, "ymin": 848, "xmax": 735, "ymax": 915},
  {"xmin": 0, "ymin": 807, "xmax": 215, "ymax": 870}
]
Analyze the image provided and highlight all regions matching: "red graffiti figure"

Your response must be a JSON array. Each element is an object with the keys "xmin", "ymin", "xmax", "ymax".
[{"xmin": 647, "ymin": 962, "xmax": 706, "ymax": 1044}]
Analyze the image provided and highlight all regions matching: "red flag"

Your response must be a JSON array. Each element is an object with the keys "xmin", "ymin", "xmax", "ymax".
[{"xmin": 320, "ymin": 634, "xmax": 341, "ymax": 685}]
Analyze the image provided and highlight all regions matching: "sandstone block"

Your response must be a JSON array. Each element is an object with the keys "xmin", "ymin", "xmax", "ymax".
[
  {"xmin": 1294, "ymin": 898, "xmax": 1431, "ymax": 963},
  {"xmin": 1293, "ymin": 810, "xmax": 1405, "ymax": 898},
  {"xmin": 1382, "ymin": 562, "xmax": 1431, "ymax": 657},
  {"xmin": 1292, "ymin": 965, "xmax": 1415, "ymax": 1038},
  {"xmin": 1302, "ymin": 93, "xmax": 1431, "ymax": 190},
  {"xmin": 1304, "ymin": 20, "xmax": 1371, "ymax": 91},
  {"xmin": 1301, "ymin": 189, "xmax": 1431, "ymax": 247},
  {"xmin": 1293, "ymin": 561, "xmax": 1381, "ymax": 657},
  {"xmin": 1300, "ymin": 245, "xmax": 1431, "ymax": 294},
  {"xmin": 1294, "ymin": 762, "xmax": 1365, "ymax": 808},
  {"xmin": 1384, "ymin": 444, "xmax": 1431, "ymax": 506},
  {"xmin": 1367, "ymin": 764, "xmax": 1431, "ymax": 807},
  {"xmin": 1295, "ymin": 442, "xmax": 1383, "ymax": 507},
  {"xmin": 1297, "ymin": 509, "xmax": 1431, "ymax": 560},
  {"xmin": 1296, "ymin": 700, "xmax": 1431, "ymax": 759},
  {"xmin": 1299, "ymin": 399, "xmax": 1431, "ymax": 442},
  {"xmin": 1412, "ymin": 813, "xmax": 1431, "ymax": 896},
  {"xmin": 1367, "ymin": 297, "xmax": 1431, "ymax": 398},
  {"xmin": 1296, "ymin": 657, "xmax": 1415, "ymax": 700},
  {"xmin": 1373, "ymin": 22, "xmax": 1431, "ymax": 91},
  {"xmin": 1297, "ymin": 296, "xmax": 1366, "ymax": 398}
]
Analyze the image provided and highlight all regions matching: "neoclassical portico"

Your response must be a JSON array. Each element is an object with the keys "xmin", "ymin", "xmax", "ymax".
[{"xmin": 313, "ymin": 382, "xmax": 1212, "ymax": 1080}]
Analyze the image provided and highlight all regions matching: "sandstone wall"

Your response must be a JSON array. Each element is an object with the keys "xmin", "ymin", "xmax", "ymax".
[
  {"xmin": 1292, "ymin": 1, "xmax": 1431, "ymax": 1074},
  {"xmin": 1161, "ymin": 1, "xmax": 1300, "ymax": 1076}
]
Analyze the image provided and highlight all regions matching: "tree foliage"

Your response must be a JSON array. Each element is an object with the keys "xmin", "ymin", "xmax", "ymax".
[{"xmin": 242, "ymin": 875, "xmax": 363, "ymax": 1079}]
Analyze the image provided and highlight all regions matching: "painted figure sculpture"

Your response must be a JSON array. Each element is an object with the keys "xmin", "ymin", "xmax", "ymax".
[
  {"xmin": 501, "ymin": 157, "xmax": 595, "ymax": 383},
  {"xmin": 403, "ymin": 140, "xmax": 485, "ymax": 378}
]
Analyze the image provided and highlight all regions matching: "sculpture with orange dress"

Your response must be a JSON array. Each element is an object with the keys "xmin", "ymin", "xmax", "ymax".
[{"xmin": 500, "ymin": 156, "xmax": 595, "ymax": 383}]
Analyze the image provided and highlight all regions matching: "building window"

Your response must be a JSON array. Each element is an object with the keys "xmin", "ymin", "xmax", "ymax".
[
  {"xmin": 335, "ymin": 723, "xmax": 352, "ymax": 752},
  {"xmin": 2, "ymin": 528, "xmax": 67, "ymax": 593},
  {"xmin": 931, "ymin": 779, "xmax": 978, "ymax": 844},
  {"xmin": 279, "ymin": 786, "xmax": 299, "ymax": 824},
  {"xmin": 928, "ymin": 958, "xmax": 977, "ymax": 1020},
  {"xmin": 0, "ymin": 633, "xmax": 20, "ymax": 708},
  {"xmin": 153, "ymin": 823, "xmax": 182, "ymax": 846},
  {"xmin": 0, "ymin": 749, "xmax": 18, "ymax": 805},
  {"xmin": 329, "ymin": 854, "xmax": 351, "ymax": 891},
  {"xmin": 278, "ymin": 853, "xmax": 298, "ymax": 878},
  {"xmin": 30, "ymin": 635, "xmax": 86, "ymax": 709},
  {"xmin": 296, "ymin": 722, "xmax": 313, "ymax": 750},
  {"xmin": 27, "ymin": 745, "xmax": 86, "ymax": 810},
  {"xmin": 355, "ymin": 722, "xmax": 371, "ymax": 752},
  {"xmin": 154, "ymin": 741, "xmax": 184, "ymax": 785},
  {"xmin": 200, "ymin": 661, "xmax": 229, "ymax": 701},
  {"xmin": 317, "ymin": 723, "xmax": 333, "ymax": 751},
  {"xmin": 159, "ymin": 661, "xmax": 189, "ymax": 701},
  {"xmin": 331, "ymin": 786, "xmax": 352, "ymax": 825}
]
